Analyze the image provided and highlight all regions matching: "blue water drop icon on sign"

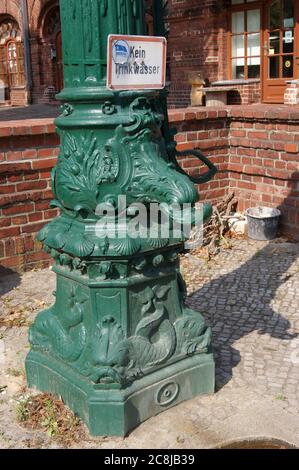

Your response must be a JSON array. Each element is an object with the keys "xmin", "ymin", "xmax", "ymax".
[{"xmin": 113, "ymin": 40, "xmax": 130, "ymax": 65}]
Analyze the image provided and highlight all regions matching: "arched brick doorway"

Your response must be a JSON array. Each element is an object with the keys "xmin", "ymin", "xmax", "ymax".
[
  {"xmin": 0, "ymin": 17, "xmax": 25, "ymax": 104},
  {"xmin": 39, "ymin": 3, "xmax": 63, "ymax": 101},
  {"xmin": 43, "ymin": 5, "xmax": 63, "ymax": 93}
]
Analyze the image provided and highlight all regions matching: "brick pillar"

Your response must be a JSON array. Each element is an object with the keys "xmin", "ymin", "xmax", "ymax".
[
  {"xmin": 284, "ymin": 80, "xmax": 299, "ymax": 105},
  {"xmin": 29, "ymin": 36, "xmax": 42, "ymax": 104}
]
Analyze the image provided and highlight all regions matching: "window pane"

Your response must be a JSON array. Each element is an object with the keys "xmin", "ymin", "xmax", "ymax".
[
  {"xmin": 248, "ymin": 33, "xmax": 260, "ymax": 56},
  {"xmin": 283, "ymin": 0, "xmax": 294, "ymax": 28},
  {"xmin": 283, "ymin": 55, "xmax": 293, "ymax": 77},
  {"xmin": 0, "ymin": 19, "xmax": 21, "ymax": 44},
  {"xmin": 232, "ymin": 0, "xmax": 244, "ymax": 4},
  {"xmin": 232, "ymin": 58, "xmax": 245, "ymax": 79},
  {"xmin": 269, "ymin": 56, "xmax": 280, "ymax": 78},
  {"xmin": 232, "ymin": 34, "xmax": 245, "ymax": 57},
  {"xmin": 269, "ymin": 32, "xmax": 280, "ymax": 54},
  {"xmin": 283, "ymin": 29, "xmax": 294, "ymax": 53},
  {"xmin": 0, "ymin": 45, "xmax": 8, "ymax": 87},
  {"xmin": 248, "ymin": 9, "xmax": 260, "ymax": 32},
  {"xmin": 232, "ymin": 11, "xmax": 244, "ymax": 34},
  {"xmin": 248, "ymin": 57, "xmax": 260, "ymax": 78}
]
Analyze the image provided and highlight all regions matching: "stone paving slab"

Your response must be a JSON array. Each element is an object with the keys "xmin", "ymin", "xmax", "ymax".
[{"xmin": 0, "ymin": 239, "xmax": 298, "ymax": 448}]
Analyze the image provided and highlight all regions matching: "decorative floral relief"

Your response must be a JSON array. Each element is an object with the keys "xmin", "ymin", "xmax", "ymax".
[
  {"xmin": 37, "ymin": 219, "xmax": 95, "ymax": 259},
  {"xmin": 30, "ymin": 275, "xmax": 211, "ymax": 386},
  {"xmin": 102, "ymin": 101, "xmax": 116, "ymax": 115},
  {"xmin": 88, "ymin": 262, "xmax": 113, "ymax": 280},
  {"xmin": 29, "ymin": 285, "xmax": 89, "ymax": 363},
  {"xmin": 52, "ymin": 95, "xmax": 198, "ymax": 219},
  {"xmin": 146, "ymin": 237, "xmax": 169, "ymax": 250},
  {"xmin": 38, "ymin": 93, "xmax": 213, "ymax": 264},
  {"xmin": 85, "ymin": 283, "xmax": 212, "ymax": 385},
  {"xmin": 125, "ymin": 97, "xmax": 162, "ymax": 134},
  {"xmin": 53, "ymin": 132, "xmax": 119, "ymax": 216},
  {"xmin": 60, "ymin": 103, "xmax": 74, "ymax": 117},
  {"xmin": 112, "ymin": 237, "xmax": 141, "ymax": 257}
]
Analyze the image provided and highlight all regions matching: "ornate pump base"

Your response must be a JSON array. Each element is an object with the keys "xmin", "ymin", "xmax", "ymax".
[
  {"xmin": 26, "ymin": 245, "xmax": 214, "ymax": 436},
  {"xmin": 25, "ymin": 88, "xmax": 216, "ymax": 435},
  {"xmin": 27, "ymin": 353, "xmax": 214, "ymax": 437},
  {"xmin": 26, "ymin": 0, "xmax": 216, "ymax": 437}
]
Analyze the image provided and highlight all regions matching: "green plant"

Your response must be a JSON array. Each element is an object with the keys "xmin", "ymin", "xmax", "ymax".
[
  {"xmin": 41, "ymin": 415, "xmax": 59, "ymax": 437},
  {"xmin": 41, "ymin": 398, "xmax": 59, "ymax": 437},
  {"xmin": 16, "ymin": 393, "xmax": 84, "ymax": 443},
  {"xmin": 16, "ymin": 399, "xmax": 30, "ymax": 423},
  {"xmin": 275, "ymin": 393, "xmax": 286, "ymax": 401}
]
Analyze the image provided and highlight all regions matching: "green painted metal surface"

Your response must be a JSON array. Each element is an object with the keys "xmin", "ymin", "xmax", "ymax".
[{"xmin": 26, "ymin": 0, "xmax": 217, "ymax": 437}]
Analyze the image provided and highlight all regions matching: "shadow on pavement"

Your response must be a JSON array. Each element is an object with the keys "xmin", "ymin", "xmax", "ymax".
[
  {"xmin": 0, "ymin": 266, "xmax": 21, "ymax": 297},
  {"xmin": 188, "ymin": 169, "xmax": 299, "ymax": 390},
  {"xmin": 187, "ymin": 241, "xmax": 298, "ymax": 391}
]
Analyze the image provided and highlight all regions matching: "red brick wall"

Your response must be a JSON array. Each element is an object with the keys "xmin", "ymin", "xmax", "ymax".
[
  {"xmin": 228, "ymin": 81, "xmax": 261, "ymax": 106},
  {"xmin": 1, "ymin": 107, "xmax": 299, "ymax": 272},
  {"xmin": 165, "ymin": 1, "xmax": 265, "ymax": 108},
  {"xmin": 166, "ymin": 1, "xmax": 226, "ymax": 107},
  {"xmin": 228, "ymin": 107, "xmax": 299, "ymax": 239},
  {"xmin": 166, "ymin": 0, "xmax": 231, "ymax": 108},
  {"xmin": 170, "ymin": 109, "xmax": 230, "ymax": 202},
  {"xmin": 169, "ymin": 106, "xmax": 298, "ymax": 241},
  {"xmin": 0, "ymin": 119, "xmax": 59, "ymax": 271}
]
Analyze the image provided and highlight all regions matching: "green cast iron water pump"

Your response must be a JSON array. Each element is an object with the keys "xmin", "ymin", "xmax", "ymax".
[{"xmin": 26, "ymin": 0, "xmax": 217, "ymax": 437}]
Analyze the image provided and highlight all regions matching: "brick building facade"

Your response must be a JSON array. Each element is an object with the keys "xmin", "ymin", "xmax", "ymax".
[
  {"xmin": 0, "ymin": 0, "xmax": 62, "ymax": 106},
  {"xmin": 0, "ymin": 0, "xmax": 152, "ymax": 107},
  {"xmin": 166, "ymin": 0, "xmax": 299, "ymax": 107}
]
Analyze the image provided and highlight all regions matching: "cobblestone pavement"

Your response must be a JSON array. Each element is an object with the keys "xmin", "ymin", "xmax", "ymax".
[
  {"xmin": 0, "ymin": 239, "xmax": 298, "ymax": 448},
  {"xmin": 182, "ymin": 240, "xmax": 299, "ymax": 409}
]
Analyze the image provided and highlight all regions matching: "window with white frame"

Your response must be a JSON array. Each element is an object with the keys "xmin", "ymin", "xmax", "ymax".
[{"xmin": 230, "ymin": 1, "xmax": 261, "ymax": 79}]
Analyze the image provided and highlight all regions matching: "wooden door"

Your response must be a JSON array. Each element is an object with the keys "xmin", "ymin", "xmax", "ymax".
[
  {"xmin": 55, "ymin": 31, "xmax": 64, "ymax": 92},
  {"xmin": 7, "ymin": 41, "xmax": 25, "ymax": 88},
  {"xmin": 262, "ymin": 0, "xmax": 299, "ymax": 103}
]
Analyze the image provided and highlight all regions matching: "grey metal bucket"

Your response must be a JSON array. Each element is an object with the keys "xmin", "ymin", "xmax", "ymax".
[{"xmin": 246, "ymin": 207, "xmax": 281, "ymax": 241}]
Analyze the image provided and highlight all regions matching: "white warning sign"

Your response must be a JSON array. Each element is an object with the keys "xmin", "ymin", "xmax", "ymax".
[{"xmin": 107, "ymin": 34, "xmax": 167, "ymax": 90}]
